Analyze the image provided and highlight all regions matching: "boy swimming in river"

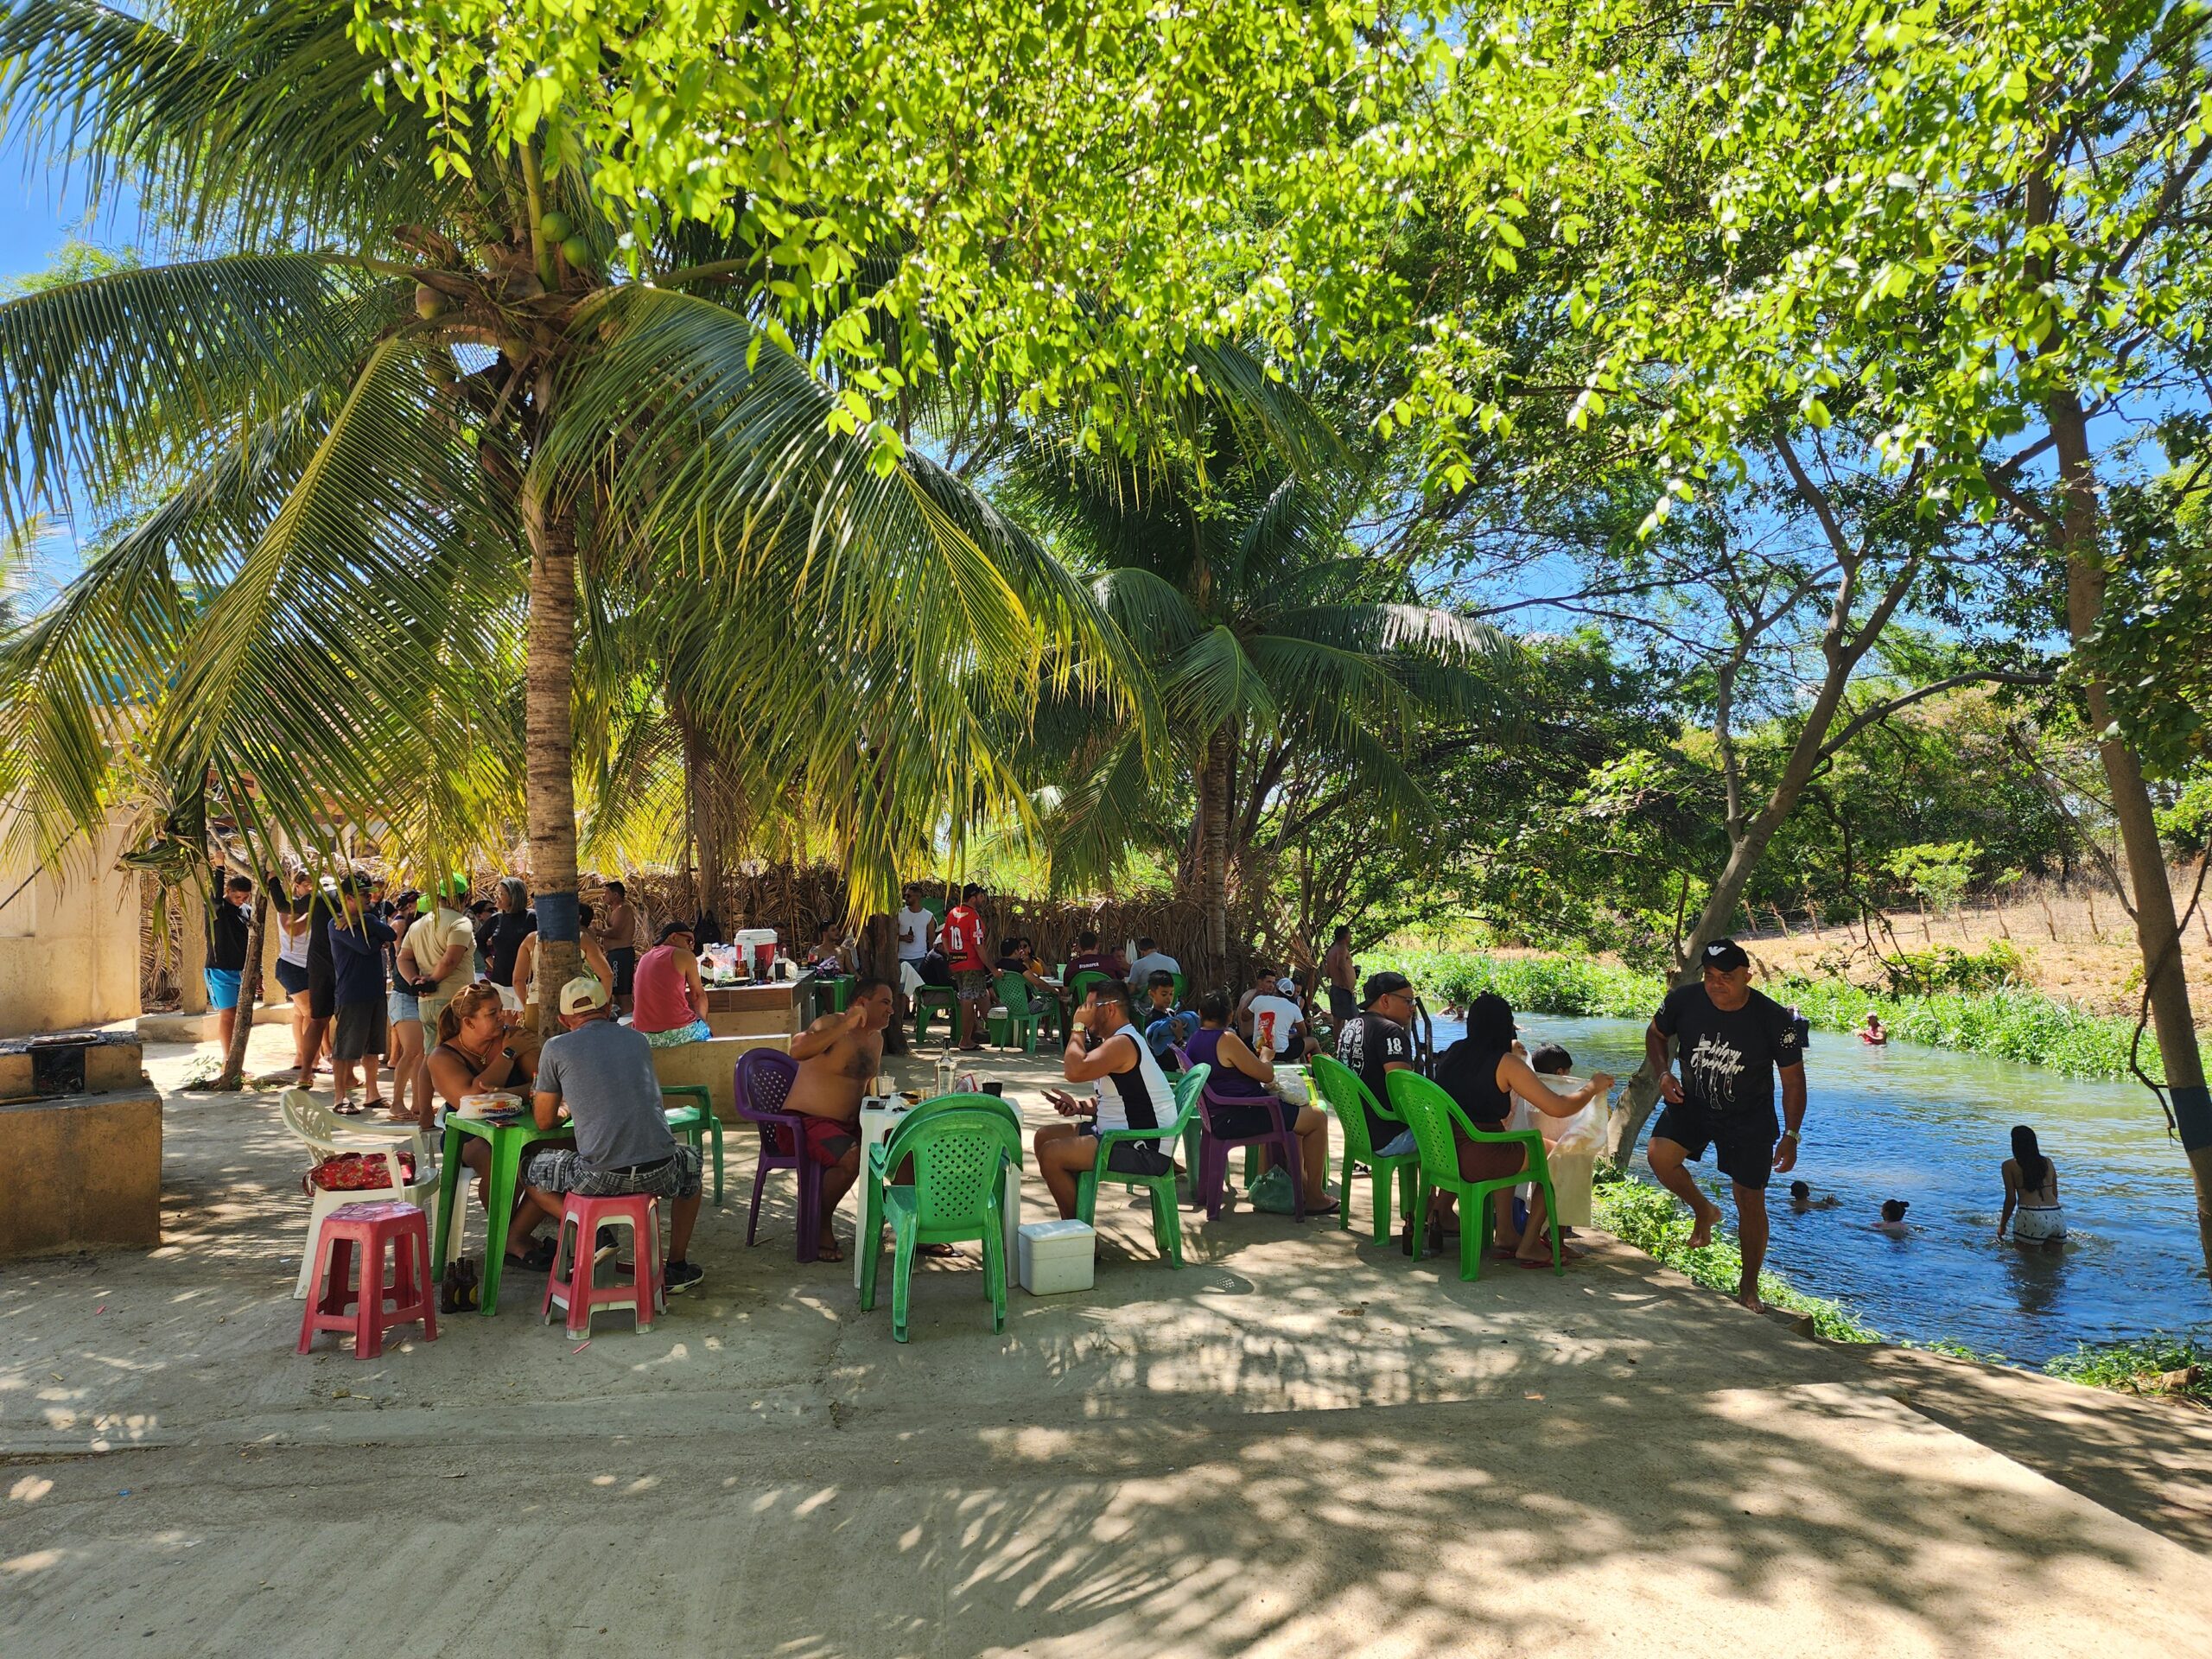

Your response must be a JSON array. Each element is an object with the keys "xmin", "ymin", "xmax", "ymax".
[
  {"xmin": 1872, "ymin": 1198, "xmax": 1910, "ymax": 1235},
  {"xmin": 1788, "ymin": 1179, "xmax": 1840, "ymax": 1211}
]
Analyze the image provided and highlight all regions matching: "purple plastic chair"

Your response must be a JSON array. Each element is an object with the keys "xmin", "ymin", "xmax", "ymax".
[
  {"xmin": 1195, "ymin": 1077, "xmax": 1306, "ymax": 1223},
  {"xmin": 734, "ymin": 1049, "xmax": 820, "ymax": 1262}
]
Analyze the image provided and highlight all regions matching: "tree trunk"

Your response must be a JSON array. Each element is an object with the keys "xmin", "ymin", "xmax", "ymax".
[
  {"xmin": 1197, "ymin": 728, "xmax": 1231, "ymax": 977},
  {"xmin": 2049, "ymin": 386, "xmax": 2212, "ymax": 1275},
  {"xmin": 520, "ymin": 458, "xmax": 582, "ymax": 1039},
  {"xmin": 679, "ymin": 709, "xmax": 725, "ymax": 935},
  {"xmin": 859, "ymin": 911, "xmax": 908, "ymax": 1056},
  {"xmin": 1605, "ymin": 668, "xmax": 1865, "ymax": 1166},
  {"xmin": 215, "ymin": 892, "xmax": 267, "ymax": 1091}
]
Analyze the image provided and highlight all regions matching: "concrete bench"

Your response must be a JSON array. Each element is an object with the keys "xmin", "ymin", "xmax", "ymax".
[{"xmin": 649, "ymin": 1033, "xmax": 791, "ymax": 1121}]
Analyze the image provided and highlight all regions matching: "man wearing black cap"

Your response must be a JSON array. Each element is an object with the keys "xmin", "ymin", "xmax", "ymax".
[
  {"xmin": 1645, "ymin": 938, "xmax": 1806, "ymax": 1310},
  {"xmin": 1338, "ymin": 971, "xmax": 1418, "ymax": 1155}
]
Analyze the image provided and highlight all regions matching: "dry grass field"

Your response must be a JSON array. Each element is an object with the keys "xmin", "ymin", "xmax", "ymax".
[{"xmin": 1738, "ymin": 869, "xmax": 2212, "ymax": 1024}]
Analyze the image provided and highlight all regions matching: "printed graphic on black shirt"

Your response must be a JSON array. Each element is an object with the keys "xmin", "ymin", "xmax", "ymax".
[{"xmin": 1655, "ymin": 985, "xmax": 1801, "ymax": 1116}]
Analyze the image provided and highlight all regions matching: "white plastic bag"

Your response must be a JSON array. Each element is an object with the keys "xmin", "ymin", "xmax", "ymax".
[{"xmin": 1535, "ymin": 1077, "xmax": 1608, "ymax": 1227}]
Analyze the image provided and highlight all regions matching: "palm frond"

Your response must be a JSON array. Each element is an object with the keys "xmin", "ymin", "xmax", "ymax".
[{"xmin": 0, "ymin": 252, "xmax": 402, "ymax": 530}]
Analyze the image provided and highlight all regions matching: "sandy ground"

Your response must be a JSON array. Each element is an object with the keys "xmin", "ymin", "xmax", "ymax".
[{"xmin": 3, "ymin": 1025, "xmax": 2210, "ymax": 1657}]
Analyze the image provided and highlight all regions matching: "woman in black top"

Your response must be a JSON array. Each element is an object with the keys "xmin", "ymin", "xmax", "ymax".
[
  {"xmin": 479, "ymin": 876, "xmax": 537, "ymax": 997},
  {"xmin": 1433, "ymin": 993, "xmax": 1612, "ymax": 1265}
]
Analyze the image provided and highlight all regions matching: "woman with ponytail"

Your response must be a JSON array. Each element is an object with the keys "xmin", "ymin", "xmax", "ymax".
[
  {"xmin": 426, "ymin": 983, "xmax": 558, "ymax": 1268},
  {"xmin": 1999, "ymin": 1125, "xmax": 2066, "ymax": 1244}
]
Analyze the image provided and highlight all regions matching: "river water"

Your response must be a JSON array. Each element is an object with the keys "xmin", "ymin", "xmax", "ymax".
[{"xmin": 1421, "ymin": 1011, "xmax": 2209, "ymax": 1362}]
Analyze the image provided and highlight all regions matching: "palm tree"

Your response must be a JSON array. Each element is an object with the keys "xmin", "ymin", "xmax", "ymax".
[
  {"xmin": 0, "ymin": 0, "xmax": 1131, "ymax": 1014},
  {"xmin": 1001, "ymin": 432, "xmax": 1518, "ymax": 972}
]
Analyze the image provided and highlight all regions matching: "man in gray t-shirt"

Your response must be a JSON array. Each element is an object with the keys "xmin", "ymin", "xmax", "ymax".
[{"xmin": 512, "ymin": 976, "xmax": 705, "ymax": 1293}]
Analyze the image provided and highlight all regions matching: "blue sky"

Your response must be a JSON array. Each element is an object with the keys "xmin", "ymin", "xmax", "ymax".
[
  {"xmin": 1, "ymin": 123, "xmax": 140, "ymax": 592},
  {"xmin": 0, "ymin": 123, "xmax": 138, "ymax": 283}
]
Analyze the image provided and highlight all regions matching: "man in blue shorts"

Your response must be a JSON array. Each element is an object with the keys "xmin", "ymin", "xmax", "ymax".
[
  {"xmin": 1644, "ymin": 938, "xmax": 1808, "ymax": 1311},
  {"xmin": 204, "ymin": 873, "xmax": 256, "ymax": 1058}
]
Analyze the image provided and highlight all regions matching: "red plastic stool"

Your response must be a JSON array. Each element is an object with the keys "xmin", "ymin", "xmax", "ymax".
[
  {"xmin": 296, "ymin": 1199, "xmax": 438, "ymax": 1359},
  {"xmin": 541, "ymin": 1192, "xmax": 664, "ymax": 1338}
]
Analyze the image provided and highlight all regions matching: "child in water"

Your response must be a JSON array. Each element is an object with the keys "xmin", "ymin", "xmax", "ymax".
[
  {"xmin": 1872, "ymin": 1198, "xmax": 1910, "ymax": 1235},
  {"xmin": 1788, "ymin": 1179, "xmax": 1840, "ymax": 1211}
]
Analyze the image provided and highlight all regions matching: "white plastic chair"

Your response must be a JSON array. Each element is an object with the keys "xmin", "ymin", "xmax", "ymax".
[{"xmin": 282, "ymin": 1089, "xmax": 438, "ymax": 1297}]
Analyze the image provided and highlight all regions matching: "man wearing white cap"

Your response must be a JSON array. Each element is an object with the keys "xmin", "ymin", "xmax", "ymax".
[{"xmin": 513, "ymin": 976, "xmax": 706, "ymax": 1293}]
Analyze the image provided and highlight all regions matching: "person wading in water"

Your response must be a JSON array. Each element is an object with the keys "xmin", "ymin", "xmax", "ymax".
[{"xmin": 1643, "ymin": 938, "xmax": 1808, "ymax": 1311}]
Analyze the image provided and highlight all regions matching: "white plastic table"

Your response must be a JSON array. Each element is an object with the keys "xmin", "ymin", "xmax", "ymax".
[{"xmin": 853, "ymin": 1098, "xmax": 1024, "ymax": 1288}]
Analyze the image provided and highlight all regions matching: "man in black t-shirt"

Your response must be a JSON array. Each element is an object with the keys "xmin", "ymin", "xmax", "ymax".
[
  {"xmin": 1336, "ymin": 970, "xmax": 1417, "ymax": 1153},
  {"xmin": 1646, "ymin": 937, "xmax": 1808, "ymax": 1311}
]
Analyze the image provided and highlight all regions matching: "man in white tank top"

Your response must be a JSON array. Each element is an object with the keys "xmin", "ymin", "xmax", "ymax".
[{"xmin": 1035, "ymin": 978, "xmax": 1179, "ymax": 1217}]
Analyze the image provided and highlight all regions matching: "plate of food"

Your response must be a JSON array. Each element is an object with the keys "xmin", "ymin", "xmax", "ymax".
[{"xmin": 459, "ymin": 1091, "xmax": 521, "ymax": 1119}]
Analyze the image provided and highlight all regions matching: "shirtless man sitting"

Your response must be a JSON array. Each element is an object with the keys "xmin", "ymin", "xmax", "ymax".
[{"xmin": 785, "ymin": 977, "xmax": 893, "ymax": 1262}]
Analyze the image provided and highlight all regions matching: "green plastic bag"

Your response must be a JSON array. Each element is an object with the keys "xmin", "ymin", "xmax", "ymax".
[{"xmin": 1248, "ymin": 1164, "xmax": 1298, "ymax": 1214}]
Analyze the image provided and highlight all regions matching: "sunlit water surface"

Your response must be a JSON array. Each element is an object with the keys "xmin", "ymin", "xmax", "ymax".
[{"xmin": 1421, "ymin": 1011, "xmax": 2209, "ymax": 1362}]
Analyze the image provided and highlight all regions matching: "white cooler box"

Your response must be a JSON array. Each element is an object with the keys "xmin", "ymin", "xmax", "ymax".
[{"xmin": 1018, "ymin": 1219, "xmax": 1096, "ymax": 1295}]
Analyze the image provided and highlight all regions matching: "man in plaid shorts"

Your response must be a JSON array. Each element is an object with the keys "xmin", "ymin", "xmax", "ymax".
[{"xmin": 513, "ymin": 976, "xmax": 706, "ymax": 1293}]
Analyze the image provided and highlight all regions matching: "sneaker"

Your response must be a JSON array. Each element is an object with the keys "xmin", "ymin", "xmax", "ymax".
[{"xmin": 663, "ymin": 1260, "xmax": 705, "ymax": 1294}]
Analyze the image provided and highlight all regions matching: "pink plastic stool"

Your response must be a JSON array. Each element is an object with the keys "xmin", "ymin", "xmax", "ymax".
[
  {"xmin": 296, "ymin": 1200, "xmax": 438, "ymax": 1359},
  {"xmin": 540, "ymin": 1192, "xmax": 664, "ymax": 1338}
]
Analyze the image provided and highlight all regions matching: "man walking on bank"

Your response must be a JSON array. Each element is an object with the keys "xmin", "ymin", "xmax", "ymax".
[{"xmin": 1644, "ymin": 938, "xmax": 1806, "ymax": 1312}]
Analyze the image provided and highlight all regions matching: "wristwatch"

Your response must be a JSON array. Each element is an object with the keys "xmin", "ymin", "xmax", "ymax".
[
  {"xmin": 500, "ymin": 1046, "xmax": 516, "ymax": 1061},
  {"xmin": 1778, "ymin": 1129, "xmax": 1801, "ymax": 1143}
]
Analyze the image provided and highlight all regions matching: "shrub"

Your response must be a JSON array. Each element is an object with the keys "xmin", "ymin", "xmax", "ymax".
[{"xmin": 2044, "ymin": 1335, "xmax": 2212, "ymax": 1402}]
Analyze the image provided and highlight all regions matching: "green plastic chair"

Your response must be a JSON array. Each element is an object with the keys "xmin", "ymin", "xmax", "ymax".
[
  {"xmin": 1066, "ymin": 969, "xmax": 1116, "ymax": 1008},
  {"xmin": 1076, "ymin": 1063, "xmax": 1209, "ymax": 1266},
  {"xmin": 1386, "ymin": 1070, "xmax": 1560, "ymax": 1281},
  {"xmin": 912, "ymin": 982, "xmax": 957, "ymax": 1041},
  {"xmin": 987, "ymin": 971, "xmax": 1049, "ymax": 1053},
  {"xmin": 858, "ymin": 1098, "xmax": 1024, "ymax": 1341},
  {"xmin": 1311, "ymin": 1054, "xmax": 1419, "ymax": 1243},
  {"xmin": 1169, "ymin": 970, "xmax": 1188, "ymax": 1005},
  {"xmin": 812, "ymin": 976, "xmax": 854, "ymax": 1020},
  {"xmin": 660, "ymin": 1084, "xmax": 725, "ymax": 1204}
]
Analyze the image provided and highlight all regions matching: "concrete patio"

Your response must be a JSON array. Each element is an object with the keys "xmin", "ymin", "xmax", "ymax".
[{"xmin": 3, "ymin": 1027, "xmax": 2209, "ymax": 1657}]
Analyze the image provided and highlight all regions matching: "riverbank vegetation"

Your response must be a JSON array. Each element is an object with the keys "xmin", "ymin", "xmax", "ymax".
[
  {"xmin": 1401, "ymin": 950, "xmax": 2164, "ymax": 1086},
  {"xmin": 1589, "ymin": 1174, "xmax": 1879, "ymax": 1342}
]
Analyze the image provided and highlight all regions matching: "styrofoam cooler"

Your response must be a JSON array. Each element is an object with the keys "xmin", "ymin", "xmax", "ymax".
[{"xmin": 1018, "ymin": 1219, "xmax": 1096, "ymax": 1295}]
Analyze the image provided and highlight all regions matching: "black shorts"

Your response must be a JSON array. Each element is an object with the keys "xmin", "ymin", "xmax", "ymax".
[
  {"xmin": 330, "ymin": 999, "xmax": 388, "ymax": 1062},
  {"xmin": 1081, "ymin": 1126, "xmax": 1176, "ymax": 1177},
  {"xmin": 1651, "ymin": 1101, "xmax": 1779, "ymax": 1191},
  {"xmin": 1327, "ymin": 986, "xmax": 1357, "ymax": 1023},
  {"xmin": 274, "ymin": 957, "xmax": 310, "ymax": 997},
  {"xmin": 608, "ymin": 947, "xmax": 638, "ymax": 996},
  {"xmin": 308, "ymin": 962, "xmax": 335, "ymax": 1021},
  {"xmin": 1206, "ymin": 1095, "xmax": 1294, "ymax": 1140}
]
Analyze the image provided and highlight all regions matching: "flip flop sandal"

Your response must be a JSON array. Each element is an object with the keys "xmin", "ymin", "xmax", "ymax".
[{"xmin": 331, "ymin": 1098, "xmax": 367, "ymax": 1116}]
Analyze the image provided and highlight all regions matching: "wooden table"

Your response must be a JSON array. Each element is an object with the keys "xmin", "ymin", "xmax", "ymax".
[{"xmin": 432, "ymin": 1111, "xmax": 574, "ymax": 1315}]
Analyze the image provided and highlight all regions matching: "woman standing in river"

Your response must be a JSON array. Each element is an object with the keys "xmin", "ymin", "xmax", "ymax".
[{"xmin": 1999, "ymin": 1125, "xmax": 2066, "ymax": 1245}]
